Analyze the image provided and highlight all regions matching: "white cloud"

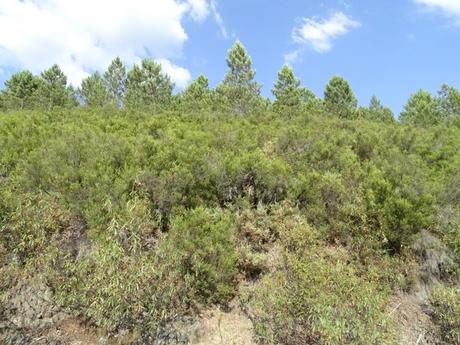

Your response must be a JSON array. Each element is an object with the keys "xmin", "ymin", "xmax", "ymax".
[
  {"xmin": 414, "ymin": 0, "xmax": 460, "ymax": 23},
  {"xmin": 284, "ymin": 49, "xmax": 303, "ymax": 65},
  {"xmin": 415, "ymin": 0, "xmax": 460, "ymax": 16},
  {"xmin": 0, "ymin": 0, "xmax": 223, "ymax": 88},
  {"xmin": 210, "ymin": 0, "xmax": 228, "ymax": 39},
  {"xmin": 292, "ymin": 12, "xmax": 361, "ymax": 53},
  {"xmin": 187, "ymin": 0, "xmax": 210, "ymax": 21},
  {"xmin": 185, "ymin": 0, "xmax": 228, "ymax": 38},
  {"xmin": 284, "ymin": 12, "xmax": 360, "ymax": 64},
  {"xmin": 157, "ymin": 58, "xmax": 192, "ymax": 89}
]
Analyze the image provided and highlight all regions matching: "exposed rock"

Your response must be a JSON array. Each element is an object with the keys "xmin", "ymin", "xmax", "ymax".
[
  {"xmin": 3, "ymin": 278, "xmax": 67, "ymax": 330},
  {"xmin": 0, "ymin": 277, "xmax": 72, "ymax": 345},
  {"xmin": 411, "ymin": 230, "xmax": 455, "ymax": 303},
  {"xmin": 386, "ymin": 230, "xmax": 457, "ymax": 345}
]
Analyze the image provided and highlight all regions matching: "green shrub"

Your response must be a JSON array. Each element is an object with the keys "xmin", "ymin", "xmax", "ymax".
[
  {"xmin": 46, "ymin": 197, "xmax": 166, "ymax": 330},
  {"xmin": 162, "ymin": 207, "xmax": 239, "ymax": 305},
  {"xmin": 2, "ymin": 193, "xmax": 72, "ymax": 262},
  {"xmin": 248, "ymin": 246, "xmax": 397, "ymax": 345},
  {"xmin": 229, "ymin": 149, "xmax": 291, "ymax": 205}
]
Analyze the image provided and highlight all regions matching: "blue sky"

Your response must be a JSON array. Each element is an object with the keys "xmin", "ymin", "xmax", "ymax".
[{"xmin": 1, "ymin": 0, "xmax": 460, "ymax": 114}]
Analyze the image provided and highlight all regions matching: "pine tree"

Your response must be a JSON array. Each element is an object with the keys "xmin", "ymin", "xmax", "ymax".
[
  {"xmin": 324, "ymin": 76, "xmax": 358, "ymax": 118},
  {"xmin": 0, "ymin": 92, "xmax": 4, "ymax": 110},
  {"xmin": 180, "ymin": 74, "xmax": 212, "ymax": 110},
  {"xmin": 37, "ymin": 64, "xmax": 70, "ymax": 110},
  {"xmin": 80, "ymin": 72, "xmax": 109, "ymax": 107},
  {"xmin": 272, "ymin": 65, "xmax": 302, "ymax": 115},
  {"xmin": 3, "ymin": 70, "xmax": 40, "ymax": 110},
  {"xmin": 369, "ymin": 95, "xmax": 382, "ymax": 112},
  {"xmin": 437, "ymin": 84, "xmax": 460, "ymax": 120},
  {"xmin": 104, "ymin": 57, "xmax": 127, "ymax": 108},
  {"xmin": 299, "ymin": 88, "xmax": 318, "ymax": 106},
  {"xmin": 218, "ymin": 40, "xmax": 261, "ymax": 115},
  {"xmin": 367, "ymin": 96, "xmax": 395, "ymax": 122},
  {"xmin": 67, "ymin": 85, "xmax": 80, "ymax": 108},
  {"xmin": 125, "ymin": 59, "xmax": 173, "ymax": 110},
  {"xmin": 400, "ymin": 90, "xmax": 440, "ymax": 126}
]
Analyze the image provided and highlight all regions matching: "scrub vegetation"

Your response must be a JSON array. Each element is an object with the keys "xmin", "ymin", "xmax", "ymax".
[{"xmin": 1, "ymin": 41, "xmax": 459, "ymax": 344}]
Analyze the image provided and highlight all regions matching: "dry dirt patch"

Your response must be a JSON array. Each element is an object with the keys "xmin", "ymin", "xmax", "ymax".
[
  {"xmin": 387, "ymin": 293, "xmax": 440, "ymax": 345},
  {"xmin": 189, "ymin": 304, "xmax": 256, "ymax": 345}
]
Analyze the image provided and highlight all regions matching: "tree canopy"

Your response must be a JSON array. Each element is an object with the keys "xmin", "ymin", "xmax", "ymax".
[
  {"xmin": 104, "ymin": 57, "xmax": 127, "ymax": 108},
  {"xmin": 80, "ymin": 72, "xmax": 109, "ymax": 107},
  {"xmin": 125, "ymin": 59, "xmax": 173, "ymax": 110},
  {"xmin": 3, "ymin": 70, "xmax": 40, "ymax": 110},
  {"xmin": 324, "ymin": 76, "xmax": 358, "ymax": 118},
  {"xmin": 1, "ymin": 41, "xmax": 460, "ymax": 126},
  {"xmin": 218, "ymin": 40, "xmax": 261, "ymax": 115},
  {"xmin": 400, "ymin": 89, "xmax": 441, "ymax": 126}
]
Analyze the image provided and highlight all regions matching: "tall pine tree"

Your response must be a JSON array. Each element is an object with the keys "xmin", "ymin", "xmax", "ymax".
[
  {"xmin": 367, "ymin": 96, "xmax": 394, "ymax": 122},
  {"xmin": 400, "ymin": 90, "xmax": 440, "ymax": 126},
  {"xmin": 218, "ymin": 40, "xmax": 261, "ymax": 115},
  {"xmin": 37, "ymin": 64, "xmax": 73, "ymax": 110},
  {"xmin": 272, "ymin": 64, "xmax": 302, "ymax": 116},
  {"xmin": 437, "ymin": 84, "xmax": 460, "ymax": 120},
  {"xmin": 324, "ymin": 76, "xmax": 358, "ymax": 118},
  {"xmin": 80, "ymin": 72, "xmax": 109, "ymax": 107},
  {"xmin": 179, "ymin": 74, "xmax": 212, "ymax": 110},
  {"xmin": 104, "ymin": 57, "xmax": 127, "ymax": 108},
  {"xmin": 2, "ymin": 70, "xmax": 40, "ymax": 110},
  {"xmin": 125, "ymin": 59, "xmax": 173, "ymax": 110}
]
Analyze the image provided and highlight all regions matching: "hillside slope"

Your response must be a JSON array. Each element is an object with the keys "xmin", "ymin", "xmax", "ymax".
[{"xmin": 1, "ymin": 108, "xmax": 459, "ymax": 344}]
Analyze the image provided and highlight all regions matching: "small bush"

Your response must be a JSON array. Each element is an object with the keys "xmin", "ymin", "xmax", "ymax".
[
  {"xmin": 162, "ymin": 207, "xmax": 239, "ymax": 305},
  {"xmin": 3, "ymin": 193, "xmax": 72, "ymax": 262},
  {"xmin": 247, "ymin": 225, "xmax": 397, "ymax": 345}
]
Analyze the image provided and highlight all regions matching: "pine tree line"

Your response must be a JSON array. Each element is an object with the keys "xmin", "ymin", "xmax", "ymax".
[{"xmin": 1, "ymin": 40, "xmax": 459, "ymax": 125}]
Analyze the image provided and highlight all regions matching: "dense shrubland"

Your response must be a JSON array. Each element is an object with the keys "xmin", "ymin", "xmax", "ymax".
[{"xmin": 1, "ymin": 41, "xmax": 460, "ymax": 344}]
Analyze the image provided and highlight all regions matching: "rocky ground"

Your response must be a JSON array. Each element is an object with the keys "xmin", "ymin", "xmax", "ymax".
[
  {"xmin": 0, "ymin": 279, "xmax": 443, "ymax": 345},
  {"xmin": 0, "ymin": 278, "xmax": 255, "ymax": 345},
  {"xmin": 1, "ymin": 230, "xmax": 453, "ymax": 345}
]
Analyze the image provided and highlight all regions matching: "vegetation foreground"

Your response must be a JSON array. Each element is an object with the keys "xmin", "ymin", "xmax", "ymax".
[{"xmin": 0, "ymin": 107, "xmax": 459, "ymax": 344}]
